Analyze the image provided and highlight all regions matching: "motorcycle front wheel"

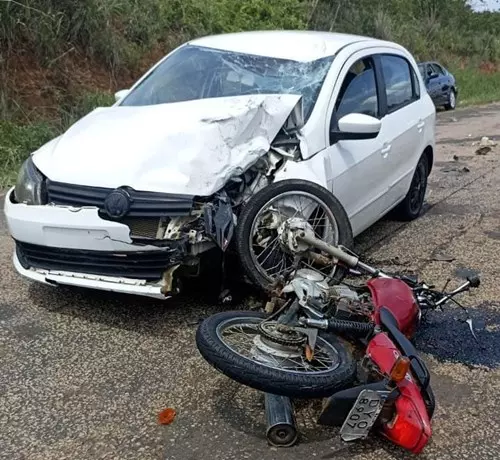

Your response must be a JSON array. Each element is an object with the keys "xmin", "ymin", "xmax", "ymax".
[
  {"xmin": 196, "ymin": 311, "xmax": 357, "ymax": 399},
  {"xmin": 235, "ymin": 179, "xmax": 354, "ymax": 292}
]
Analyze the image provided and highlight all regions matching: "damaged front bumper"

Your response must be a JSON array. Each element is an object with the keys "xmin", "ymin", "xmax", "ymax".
[
  {"xmin": 12, "ymin": 252, "xmax": 170, "ymax": 299},
  {"xmin": 4, "ymin": 187, "xmax": 208, "ymax": 298}
]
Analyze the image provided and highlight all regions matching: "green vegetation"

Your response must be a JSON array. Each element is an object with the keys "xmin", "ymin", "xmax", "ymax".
[
  {"xmin": 0, "ymin": 121, "xmax": 55, "ymax": 186},
  {"xmin": 453, "ymin": 67, "xmax": 500, "ymax": 106},
  {"xmin": 1, "ymin": 0, "xmax": 499, "ymax": 186}
]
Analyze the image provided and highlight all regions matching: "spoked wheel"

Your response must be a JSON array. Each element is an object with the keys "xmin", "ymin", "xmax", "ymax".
[
  {"xmin": 236, "ymin": 180, "xmax": 353, "ymax": 292},
  {"xmin": 196, "ymin": 311, "xmax": 356, "ymax": 399}
]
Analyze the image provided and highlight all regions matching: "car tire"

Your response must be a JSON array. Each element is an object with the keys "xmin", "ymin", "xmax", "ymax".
[
  {"xmin": 391, "ymin": 155, "xmax": 428, "ymax": 222},
  {"xmin": 444, "ymin": 89, "xmax": 457, "ymax": 111},
  {"xmin": 236, "ymin": 180, "xmax": 353, "ymax": 292}
]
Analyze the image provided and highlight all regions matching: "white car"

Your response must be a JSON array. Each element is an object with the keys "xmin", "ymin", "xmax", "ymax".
[{"xmin": 4, "ymin": 31, "xmax": 435, "ymax": 299}]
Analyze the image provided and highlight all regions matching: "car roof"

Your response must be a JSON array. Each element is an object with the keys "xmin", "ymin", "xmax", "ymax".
[
  {"xmin": 419, "ymin": 61, "xmax": 442, "ymax": 66},
  {"xmin": 189, "ymin": 30, "xmax": 382, "ymax": 62}
]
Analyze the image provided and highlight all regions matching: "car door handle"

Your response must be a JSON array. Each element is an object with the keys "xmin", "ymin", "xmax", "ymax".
[
  {"xmin": 381, "ymin": 145, "xmax": 391, "ymax": 158},
  {"xmin": 417, "ymin": 121, "xmax": 425, "ymax": 132}
]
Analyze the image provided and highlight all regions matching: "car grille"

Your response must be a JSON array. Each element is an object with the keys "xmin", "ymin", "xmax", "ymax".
[
  {"xmin": 121, "ymin": 217, "xmax": 161, "ymax": 239},
  {"xmin": 16, "ymin": 241, "xmax": 180, "ymax": 280},
  {"xmin": 46, "ymin": 180, "xmax": 194, "ymax": 218}
]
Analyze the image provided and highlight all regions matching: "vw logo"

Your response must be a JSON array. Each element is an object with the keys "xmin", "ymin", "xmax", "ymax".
[{"xmin": 104, "ymin": 189, "xmax": 131, "ymax": 219}]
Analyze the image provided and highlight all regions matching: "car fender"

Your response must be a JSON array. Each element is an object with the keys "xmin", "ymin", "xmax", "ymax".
[{"xmin": 273, "ymin": 154, "xmax": 330, "ymax": 190}]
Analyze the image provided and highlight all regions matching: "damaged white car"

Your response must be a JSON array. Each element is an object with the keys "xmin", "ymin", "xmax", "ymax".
[{"xmin": 4, "ymin": 31, "xmax": 435, "ymax": 299}]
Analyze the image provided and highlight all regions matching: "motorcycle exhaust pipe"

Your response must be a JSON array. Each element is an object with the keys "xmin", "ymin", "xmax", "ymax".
[{"xmin": 264, "ymin": 393, "xmax": 298, "ymax": 447}]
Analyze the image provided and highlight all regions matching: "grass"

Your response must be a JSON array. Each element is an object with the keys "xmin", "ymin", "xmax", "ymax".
[
  {"xmin": 1, "ymin": 1, "xmax": 499, "ymax": 186},
  {"xmin": 0, "ymin": 121, "xmax": 57, "ymax": 187},
  {"xmin": 0, "ymin": 90, "xmax": 114, "ymax": 187},
  {"xmin": 452, "ymin": 67, "xmax": 500, "ymax": 106}
]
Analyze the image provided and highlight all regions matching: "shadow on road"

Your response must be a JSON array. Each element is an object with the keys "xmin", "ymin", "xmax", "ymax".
[{"xmin": 25, "ymin": 280, "xmax": 242, "ymax": 337}]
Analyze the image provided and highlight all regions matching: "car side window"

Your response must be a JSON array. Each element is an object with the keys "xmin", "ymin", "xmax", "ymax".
[
  {"xmin": 412, "ymin": 67, "xmax": 421, "ymax": 98},
  {"xmin": 431, "ymin": 63, "xmax": 445, "ymax": 75},
  {"xmin": 334, "ymin": 57, "xmax": 379, "ymax": 121},
  {"xmin": 380, "ymin": 55, "xmax": 418, "ymax": 113}
]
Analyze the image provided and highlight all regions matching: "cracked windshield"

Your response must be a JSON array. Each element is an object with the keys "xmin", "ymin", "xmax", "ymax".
[{"xmin": 120, "ymin": 45, "xmax": 334, "ymax": 119}]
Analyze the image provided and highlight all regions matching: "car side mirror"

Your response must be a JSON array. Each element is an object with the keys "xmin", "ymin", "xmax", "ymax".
[
  {"xmin": 427, "ymin": 72, "xmax": 438, "ymax": 80},
  {"xmin": 331, "ymin": 113, "xmax": 381, "ymax": 143},
  {"xmin": 114, "ymin": 89, "xmax": 130, "ymax": 102}
]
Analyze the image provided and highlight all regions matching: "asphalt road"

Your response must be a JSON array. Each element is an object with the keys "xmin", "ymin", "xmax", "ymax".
[{"xmin": 1, "ymin": 105, "xmax": 500, "ymax": 460}]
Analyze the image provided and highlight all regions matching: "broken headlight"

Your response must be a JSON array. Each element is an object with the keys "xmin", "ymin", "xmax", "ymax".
[{"xmin": 14, "ymin": 156, "xmax": 47, "ymax": 205}]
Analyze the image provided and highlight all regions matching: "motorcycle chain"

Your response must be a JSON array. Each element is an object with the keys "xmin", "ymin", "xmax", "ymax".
[{"xmin": 258, "ymin": 321, "xmax": 307, "ymax": 346}]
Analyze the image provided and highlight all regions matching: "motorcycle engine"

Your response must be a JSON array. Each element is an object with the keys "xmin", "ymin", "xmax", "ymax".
[
  {"xmin": 281, "ymin": 269, "xmax": 373, "ymax": 318},
  {"xmin": 330, "ymin": 285, "xmax": 373, "ymax": 319},
  {"xmin": 282, "ymin": 269, "xmax": 331, "ymax": 313}
]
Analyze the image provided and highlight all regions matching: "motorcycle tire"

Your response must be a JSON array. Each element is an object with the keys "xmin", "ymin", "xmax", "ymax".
[
  {"xmin": 196, "ymin": 311, "xmax": 357, "ymax": 399},
  {"xmin": 236, "ymin": 179, "xmax": 354, "ymax": 292}
]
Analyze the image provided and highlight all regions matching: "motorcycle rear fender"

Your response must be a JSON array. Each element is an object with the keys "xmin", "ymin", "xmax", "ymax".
[{"xmin": 368, "ymin": 333, "xmax": 432, "ymax": 454}]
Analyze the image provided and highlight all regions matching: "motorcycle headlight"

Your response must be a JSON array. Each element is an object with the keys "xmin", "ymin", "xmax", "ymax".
[{"xmin": 14, "ymin": 156, "xmax": 47, "ymax": 205}]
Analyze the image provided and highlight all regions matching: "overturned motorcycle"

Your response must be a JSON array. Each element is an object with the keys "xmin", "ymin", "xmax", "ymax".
[{"xmin": 196, "ymin": 219, "xmax": 480, "ymax": 453}]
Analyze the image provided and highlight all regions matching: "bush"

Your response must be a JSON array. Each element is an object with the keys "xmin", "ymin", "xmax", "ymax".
[
  {"xmin": 1, "ymin": 0, "xmax": 500, "ymax": 186},
  {"xmin": 0, "ymin": 121, "xmax": 56, "ymax": 186}
]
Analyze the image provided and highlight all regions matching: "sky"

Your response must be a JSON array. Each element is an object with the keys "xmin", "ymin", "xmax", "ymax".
[{"xmin": 469, "ymin": 0, "xmax": 500, "ymax": 11}]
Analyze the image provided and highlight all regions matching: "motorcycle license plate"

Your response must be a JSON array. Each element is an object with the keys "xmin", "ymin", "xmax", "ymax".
[{"xmin": 340, "ymin": 389, "xmax": 387, "ymax": 442}]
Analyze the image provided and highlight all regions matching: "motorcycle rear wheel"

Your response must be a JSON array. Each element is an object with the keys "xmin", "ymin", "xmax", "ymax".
[{"xmin": 196, "ymin": 311, "xmax": 357, "ymax": 399}]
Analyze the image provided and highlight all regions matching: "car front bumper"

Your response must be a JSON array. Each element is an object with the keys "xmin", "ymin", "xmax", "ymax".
[
  {"xmin": 4, "ymin": 187, "xmax": 180, "ymax": 298},
  {"xmin": 12, "ymin": 250, "xmax": 168, "ymax": 298}
]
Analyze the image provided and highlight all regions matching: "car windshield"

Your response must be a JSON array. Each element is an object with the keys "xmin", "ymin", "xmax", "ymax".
[
  {"xmin": 418, "ymin": 64, "xmax": 426, "ymax": 77},
  {"xmin": 120, "ymin": 45, "xmax": 335, "ymax": 121}
]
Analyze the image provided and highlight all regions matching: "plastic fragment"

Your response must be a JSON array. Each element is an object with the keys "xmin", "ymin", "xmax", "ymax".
[{"xmin": 158, "ymin": 408, "xmax": 176, "ymax": 425}]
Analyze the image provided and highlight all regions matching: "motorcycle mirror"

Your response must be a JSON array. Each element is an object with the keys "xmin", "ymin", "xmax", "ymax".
[{"xmin": 466, "ymin": 275, "xmax": 481, "ymax": 288}]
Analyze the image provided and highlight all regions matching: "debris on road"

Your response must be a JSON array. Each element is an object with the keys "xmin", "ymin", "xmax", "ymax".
[
  {"xmin": 473, "ymin": 136, "xmax": 497, "ymax": 147},
  {"xmin": 476, "ymin": 146, "xmax": 492, "ymax": 155},
  {"xmin": 158, "ymin": 408, "xmax": 176, "ymax": 425},
  {"xmin": 474, "ymin": 137, "xmax": 497, "ymax": 155},
  {"xmin": 432, "ymin": 251, "xmax": 456, "ymax": 262},
  {"xmin": 442, "ymin": 164, "xmax": 470, "ymax": 173}
]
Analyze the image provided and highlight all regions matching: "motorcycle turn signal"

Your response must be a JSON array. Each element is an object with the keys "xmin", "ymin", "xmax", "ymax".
[{"xmin": 389, "ymin": 356, "xmax": 411, "ymax": 383}]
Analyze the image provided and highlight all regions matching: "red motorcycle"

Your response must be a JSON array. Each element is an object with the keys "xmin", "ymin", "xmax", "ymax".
[{"xmin": 196, "ymin": 222, "xmax": 480, "ymax": 452}]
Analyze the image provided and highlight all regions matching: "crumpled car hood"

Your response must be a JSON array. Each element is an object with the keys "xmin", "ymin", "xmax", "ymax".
[{"xmin": 33, "ymin": 94, "xmax": 301, "ymax": 196}]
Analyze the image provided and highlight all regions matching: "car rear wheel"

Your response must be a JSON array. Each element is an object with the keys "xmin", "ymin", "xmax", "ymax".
[
  {"xmin": 391, "ymin": 155, "xmax": 428, "ymax": 221},
  {"xmin": 445, "ymin": 89, "xmax": 456, "ymax": 111}
]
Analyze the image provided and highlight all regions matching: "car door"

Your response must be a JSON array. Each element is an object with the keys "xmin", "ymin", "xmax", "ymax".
[
  {"xmin": 425, "ymin": 64, "xmax": 441, "ymax": 103},
  {"xmin": 375, "ymin": 53, "xmax": 426, "ymax": 212},
  {"xmin": 432, "ymin": 63, "xmax": 451, "ymax": 104},
  {"xmin": 323, "ymin": 53, "xmax": 388, "ymax": 235}
]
